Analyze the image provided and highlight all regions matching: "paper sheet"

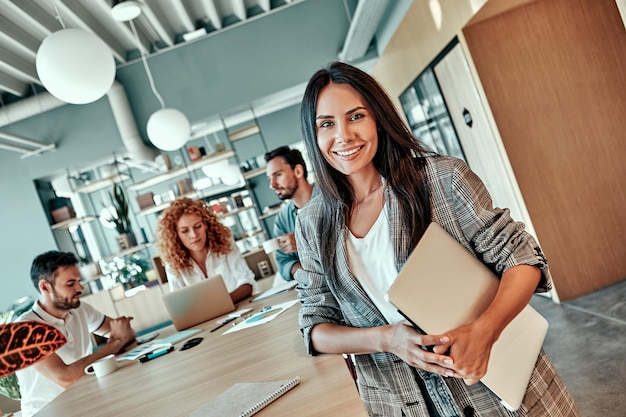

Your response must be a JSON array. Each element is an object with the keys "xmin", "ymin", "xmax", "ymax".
[{"xmin": 223, "ymin": 299, "xmax": 298, "ymax": 334}]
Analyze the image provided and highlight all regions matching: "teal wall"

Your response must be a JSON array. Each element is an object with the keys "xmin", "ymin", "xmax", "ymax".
[
  {"xmin": 114, "ymin": 0, "xmax": 350, "ymax": 141},
  {"xmin": 0, "ymin": 0, "xmax": 350, "ymax": 309}
]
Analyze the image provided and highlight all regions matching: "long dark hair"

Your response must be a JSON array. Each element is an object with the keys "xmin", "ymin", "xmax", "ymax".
[{"xmin": 300, "ymin": 62, "xmax": 432, "ymax": 269}]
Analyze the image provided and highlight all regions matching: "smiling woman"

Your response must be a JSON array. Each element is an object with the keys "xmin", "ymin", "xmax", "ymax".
[{"xmin": 295, "ymin": 61, "xmax": 581, "ymax": 417}]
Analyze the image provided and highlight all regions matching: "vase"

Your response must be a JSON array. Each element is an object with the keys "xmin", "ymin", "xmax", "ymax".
[{"xmin": 116, "ymin": 233, "xmax": 137, "ymax": 251}]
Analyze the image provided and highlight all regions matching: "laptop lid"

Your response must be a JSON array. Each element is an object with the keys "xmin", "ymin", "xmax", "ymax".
[
  {"xmin": 386, "ymin": 222, "xmax": 548, "ymax": 411},
  {"xmin": 162, "ymin": 275, "xmax": 236, "ymax": 331}
]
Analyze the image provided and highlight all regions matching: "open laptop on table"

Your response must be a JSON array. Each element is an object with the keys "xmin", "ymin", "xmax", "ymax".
[
  {"xmin": 386, "ymin": 222, "xmax": 548, "ymax": 411},
  {"xmin": 162, "ymin": 274, "xmax": 236, "ymax": 331}
]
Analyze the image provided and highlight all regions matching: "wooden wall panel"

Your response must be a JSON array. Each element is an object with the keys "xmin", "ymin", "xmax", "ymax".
[{"xmin": 463, "ymin": 0, "xmax": 626, "ymax": 300}]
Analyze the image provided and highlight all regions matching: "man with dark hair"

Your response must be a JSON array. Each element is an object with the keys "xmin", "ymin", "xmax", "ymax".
[
  {"xmin": 16, "ymin": 251, "xmax": 136, "ymax": 417},
  {"xmin": 264, "ymin": 146, "xmax": 316, "ymax": 281}
]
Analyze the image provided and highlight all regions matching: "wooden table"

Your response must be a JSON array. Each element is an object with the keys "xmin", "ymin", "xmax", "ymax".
[{"xmin": 35, "ymin": 283, "xmax": 366, "ymax": 416}]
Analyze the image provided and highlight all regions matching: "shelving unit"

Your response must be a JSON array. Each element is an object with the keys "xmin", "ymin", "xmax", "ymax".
[
  {"xmin": 242, "ymin": 166, "xmax": 266, "ymax": 180},
  {"xmin": 218, "ymin": 114, "xmax": 276, "ymax": 253},
  {"xmin": 126, "ymin": 149, "xmax": 235, "ymax": 192},
  {"xmin": 99, "ymin": 242, "xmax": 154, "ymax": 263},
  {"xmin": 134, "ymin": 179, "xmax": 245, "ymax": 216},
  {"xmin": 259, "ymin": 206, "xmax": 282, "ymax": 220},
  {"xmin": 73, "ymin": 173, "xmax": 130, "ymax": 194},
  {"xmin": 50, "ymin": 216, "xmax": 98, "ymax": 230}
]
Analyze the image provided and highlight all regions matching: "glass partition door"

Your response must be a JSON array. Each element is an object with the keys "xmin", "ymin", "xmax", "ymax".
[{"xmin": 399, "ymin": 67, "xmax": 465, "ymax": 161}]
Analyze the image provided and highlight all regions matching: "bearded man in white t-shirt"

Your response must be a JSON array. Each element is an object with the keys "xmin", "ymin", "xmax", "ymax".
[{"xmin": 16, "ymin": 251, "xmax": 136, "ymax": 417}]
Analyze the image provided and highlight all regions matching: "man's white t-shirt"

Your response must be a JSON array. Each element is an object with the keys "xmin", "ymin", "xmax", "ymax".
[{"xmin": 16, "ymin": 301, "xmax": 105, "ymax": 417}]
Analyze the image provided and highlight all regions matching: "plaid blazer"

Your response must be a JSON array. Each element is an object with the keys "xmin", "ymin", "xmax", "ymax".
[{"xmin": 295, "ymin": 156, "xmax": 580, "ymax": 417}]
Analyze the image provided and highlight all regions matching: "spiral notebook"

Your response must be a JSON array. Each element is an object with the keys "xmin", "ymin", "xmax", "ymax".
[{"xmin": 187, "ymin": 376, "xmax": 301, "ymax": 417}]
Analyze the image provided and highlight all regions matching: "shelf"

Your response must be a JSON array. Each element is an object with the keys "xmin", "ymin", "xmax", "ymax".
[
  {"xmin": 73, "ymin": 173, "xmax": 130, "ymax": 194},
  {"xmin": 51, "ymin": 216, "xmax": 98, "ymax": 230},
  {"xmin": 228, "ymin": 123, "xmax": 260, "ymax": 142},
  {"xmin": 80, "ymin": 274, "xmax": 104, "ymax": 285},
  {"xmin": 192, "ymin": 179, "xmax": 245, "ymax": 201},
  {"xmin": 99, "ymin": 242, "xmax": 154, "ymax": 263},
  {"xmin": 242, "ymin": 166, "xmax": 266, "ymax": 180},
  {"xmin": 259, "ymin": 206, "xmax": 282, "ymax": 220},
  {"xmin": 218, "ymin": 205, "xmax": 257, "ymax": 220},
  {"xmin": 236, "ymin": 229, "xmax": 265, "ymax": 244},
  {"xmin": 136, "ymin": 180, "xmax": 246, "ymax": 216},
  {"xmin": 127, "ymin": 149, "xmax": 235, "ymax": 192}
]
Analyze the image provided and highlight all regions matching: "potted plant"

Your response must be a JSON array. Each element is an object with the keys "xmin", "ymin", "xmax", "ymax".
[
  {"xmin": 103, "ymin": 254, "xmax": 150, "ymax": 291},
  {"xmin": 101, "ymin": 184, "xmax": 136, "ymax": 250}
]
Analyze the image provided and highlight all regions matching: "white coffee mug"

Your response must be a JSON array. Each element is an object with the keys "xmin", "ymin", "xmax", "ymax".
[
  {"xmin": 84, "ymin": 354, "xmax": 118, "ymax": 378},
  {"xmin": 262, "ymin": 237, "xmax": 281, "ymax": 254}
]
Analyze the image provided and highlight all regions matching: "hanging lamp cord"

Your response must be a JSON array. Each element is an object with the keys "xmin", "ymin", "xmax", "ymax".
[
  {"xmin": 130, "ymin": 19, "xmax": 165, "ymax": 109},
  {"xmin": 49, "ymin": 0, "xmax": 66, "ymax": 29}
]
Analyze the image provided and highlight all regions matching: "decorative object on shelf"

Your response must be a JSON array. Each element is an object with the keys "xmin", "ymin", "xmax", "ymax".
[
  {"xmin": 111, "ymin": 4, "xmax": 190, "ymax": 151},
  {"xmin": 35, "ymin": 1, "xmax": 114, "ymax": 104},
  {"xmin": 101, "ymin": 184, "xmax": 136, "ymax": 250},
  {"xmin": 155, "ymin": 154, "xmax": 172, "ymax": 172},
  {"xmin": 48, "ymin": 197, "xmax": 76, "ymax": 224},
  {"xmin": 136, "ymin": 192, "xmax": 156, "ymax": 209},
  {"xmin": 78, "ymin": 257, "xmax": 101, "ymax": 281}
]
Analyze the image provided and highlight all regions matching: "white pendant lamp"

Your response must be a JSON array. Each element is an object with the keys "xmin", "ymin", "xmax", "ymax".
[
  {"xmin": 112, "ymin": 2, "xmax": 190, "ymax": 151},
  {"xmin": 36, "ymin": 28, "xmax": 115, "ymax": 104},
  {"xmin": 146, "ymin": 108, "xmax": 190, "ymax": 151}
]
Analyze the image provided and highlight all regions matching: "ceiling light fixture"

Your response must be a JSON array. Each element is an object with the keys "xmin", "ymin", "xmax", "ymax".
[
  {"xmin": 36, "ymin": 0, "xmax": 115, "ymax": 104},
  {"xmin": 111, "ymin": 2, "xmax": 190, "ymax": 152},
  {"xmin": 111, "ymin": 0, "xmax": 142, "ymax": 22}
]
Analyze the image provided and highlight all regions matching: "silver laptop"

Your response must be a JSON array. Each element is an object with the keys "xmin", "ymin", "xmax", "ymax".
[
  {"xmin": 386, "ymin": 222, "xmax": 548, "ymax": 411},
  {"xmin": 162, "ymin": 275, "xmax": 236, "ymax": 331}
]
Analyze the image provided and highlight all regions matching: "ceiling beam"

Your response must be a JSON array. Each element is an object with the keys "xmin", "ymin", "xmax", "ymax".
[
  {"xmin": 51, "ymin": 0, "xmax": 126, "ymax": 62},
  {"xmin": 258, "ymin": 0, "xmax": 271, "ymax": 12},
  {"xmin": 0, "ymin": 71, "xmax": 27, "ymax": 97},
  {"xmin": 8, "ymin": 0, "xmax": 58, "ymax": 35},
  {"xmin": 0, "ymin": 45, "xmax": 38, "ymax": 83},
  {"xmin": 0, "ymin": 15, "xmax": 40, "ymax": 56},
  {"xmin": 232, "ymin": 0, "xmax": 247, "ymax": 22},
  {"xmin": 139, "ymin": 7, "xmax": 175, "ymax": 47},
  {"xmin": 199, "ymin": 0, "xmax": 223, "ymax": 30},
  {"xmin": 156, "ymin": 0, "xmax": 195, "ymax": 33}
]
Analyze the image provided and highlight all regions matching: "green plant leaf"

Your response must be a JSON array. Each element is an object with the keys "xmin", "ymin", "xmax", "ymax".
[{"xmin": 0, "ymin": 321, "xmax": 67, "ymax": 378}]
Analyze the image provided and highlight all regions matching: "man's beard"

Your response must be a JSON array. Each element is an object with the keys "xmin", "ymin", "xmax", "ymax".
[
  {"xmin": 277, "ymin": 182, "xmax": 298, "ymax": 201},
  {"xmin": 52, "ymin": 289, "xmax": 81, "ymax": 310}
]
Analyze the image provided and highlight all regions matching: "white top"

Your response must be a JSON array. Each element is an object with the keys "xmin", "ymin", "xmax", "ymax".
[
  {"xmin": 346, "ymin": 205, "xmax": 405, "ymax": 324},
  {"xmin": 16, "ymin": 301, "xmax": 105, "ymax": 417},
  {"xmin": 166, "ymin": 236, "xmax": 256, "ymax": 293}
]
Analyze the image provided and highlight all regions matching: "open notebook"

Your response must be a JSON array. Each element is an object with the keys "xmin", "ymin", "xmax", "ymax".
[{"xmin": 386, "ymin": 222, "xmax": 548, "ymax": 411}]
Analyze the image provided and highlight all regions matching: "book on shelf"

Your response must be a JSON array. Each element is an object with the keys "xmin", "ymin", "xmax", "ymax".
[{"xmin": 187, "ymin": 376, "xmax": 301, "ymax": 417}]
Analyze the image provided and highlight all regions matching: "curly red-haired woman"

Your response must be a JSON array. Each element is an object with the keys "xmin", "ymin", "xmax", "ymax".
[{"xmin": 156, "ymin": 197, "xmax": 255, "ymax": 303}]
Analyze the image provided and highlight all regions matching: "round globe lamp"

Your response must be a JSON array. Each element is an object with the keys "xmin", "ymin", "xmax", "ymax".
[
  {"xmin": 146, "ymin": 108, "xmax": 190, "ymax": 151},
  {"xmin": 36, "ymin": 28, "xmax": 115, "ymax": 104}
]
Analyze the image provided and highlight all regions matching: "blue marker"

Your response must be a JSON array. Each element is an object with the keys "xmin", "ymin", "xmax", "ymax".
[{"xmin": 139, "ymin": 346, "xmax": 174, "ymax": 363}]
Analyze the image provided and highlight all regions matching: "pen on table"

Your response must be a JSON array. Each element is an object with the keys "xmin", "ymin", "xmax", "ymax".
[
  {"xmin": 138, "ymin": 346, "xmax": 174, "ymax": 363},
  {"xmin": 231, "ymin": 313, "xmax": 254, "ymax": 327},
  {"xmin": 210, "ymin": 316, "xmax": 236, "ymax": 332}
]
